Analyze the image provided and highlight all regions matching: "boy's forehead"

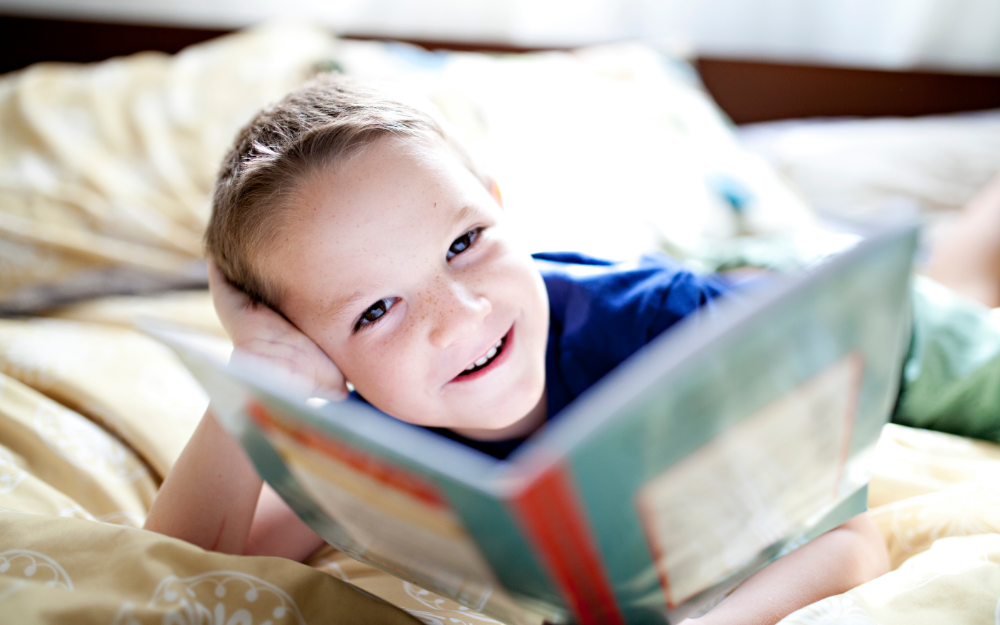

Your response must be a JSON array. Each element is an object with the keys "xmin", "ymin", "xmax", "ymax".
[
  {"xmin": 275, "ymin": 136, "xmax": 495, "ymax": 311},
  {"xmin": 299, "ymin": 150, "xmax": 479, "ymax": 241},
  {"xmin": 297, "ymin": 137, "xmax": 473, "ymax": 221}
]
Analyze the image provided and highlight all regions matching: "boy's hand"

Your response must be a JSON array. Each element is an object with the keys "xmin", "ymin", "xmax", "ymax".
[
  {"xmin": 145, "ymin": 263, "xmax": 332, "ymax": 560},
  {"xmin": 208, "ymin": 261, "xmax": 348, "ymax": 400},
  {"xmin": 679, "ymin": 513, "xmax": 888, "ymax": 625}
]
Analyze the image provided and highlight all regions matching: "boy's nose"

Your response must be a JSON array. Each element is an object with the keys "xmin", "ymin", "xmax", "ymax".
[{"xmin": 427, "ymin": 282, "xmax": 492, "ymax": 349}]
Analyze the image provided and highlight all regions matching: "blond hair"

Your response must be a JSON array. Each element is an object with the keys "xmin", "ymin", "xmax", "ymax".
[{"xmin": 206, "ymin": 72, "xmax": 479, "ymax": 309}]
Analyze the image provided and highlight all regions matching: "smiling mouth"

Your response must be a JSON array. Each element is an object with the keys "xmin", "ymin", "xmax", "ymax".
[{"xmin": 459, "ymin": 333, "xmax": 508, "ymax": 376}]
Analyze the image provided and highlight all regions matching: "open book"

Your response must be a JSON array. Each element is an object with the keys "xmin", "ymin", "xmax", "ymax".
[{"xmin": 166, "ymin": 225, "xmax": 917, "ymax": 625}]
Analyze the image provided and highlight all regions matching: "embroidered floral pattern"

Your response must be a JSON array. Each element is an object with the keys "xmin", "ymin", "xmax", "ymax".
[
  {"xmin": 114, "ymin": 571, "xmax": 306, "ymax": 625},
  {"xmin": 0, "ymin": 549, "xmax": 73, "ymax": 590}
]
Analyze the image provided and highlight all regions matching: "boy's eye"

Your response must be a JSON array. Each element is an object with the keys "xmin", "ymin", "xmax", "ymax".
[
  {"xmin": 446, "ymin": 228, "xmax": 482, "ymax": 260},
  {"xmin": 354, "ymin": 297, "xmax": 397, "ymax": 332}
]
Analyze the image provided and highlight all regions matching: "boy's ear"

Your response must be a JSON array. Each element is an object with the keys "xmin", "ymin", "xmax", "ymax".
[{"xmin": 486, "ymin": 176, "xmax": 503, "ymax": 209}]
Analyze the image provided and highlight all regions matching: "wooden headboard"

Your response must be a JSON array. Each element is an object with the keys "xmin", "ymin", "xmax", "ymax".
[{"xmin": 2, "ymin": 14, "xmax": 998, "ymax": 124}]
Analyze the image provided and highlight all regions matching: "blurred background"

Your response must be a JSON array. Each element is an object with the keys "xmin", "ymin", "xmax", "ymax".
[{"xmin": 2, "ymin": 0, "xmax": 1000, "ymax": 121}]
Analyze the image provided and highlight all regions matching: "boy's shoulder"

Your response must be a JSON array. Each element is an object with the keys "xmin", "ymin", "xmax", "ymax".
[
  {"xmin": 536, "ymin": 250, "xmax": 732, "ymax": 414},
  {"xmin": 532, "ymin": 250, "xmax": 731, "ymax": 322}
]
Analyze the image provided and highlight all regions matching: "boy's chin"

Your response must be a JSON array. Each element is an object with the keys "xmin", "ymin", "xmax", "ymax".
[{"xmin": 447, "ymin": 393, "xmax": 547, "ymax": 442}]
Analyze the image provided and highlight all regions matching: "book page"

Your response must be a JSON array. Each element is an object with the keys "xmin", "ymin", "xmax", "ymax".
[
  {"xmin": 635, "ymin": 353, "xmax": 861, "ymax": 607},
  {"xmin": 248, "ymin": 401, "xmax": 503, "ymax": 613}
]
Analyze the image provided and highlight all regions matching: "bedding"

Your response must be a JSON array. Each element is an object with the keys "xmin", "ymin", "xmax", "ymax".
[
  {"xmin": 0, "ymin": 21, "xmax": 998, "ymax": 625},
  {"xmin": 739, "ymin": 111, "xmax": 1000, "ymax": 258},
  {"xmin": 0, "ymin": 24, "xmax": 338, "ymax": 313}
]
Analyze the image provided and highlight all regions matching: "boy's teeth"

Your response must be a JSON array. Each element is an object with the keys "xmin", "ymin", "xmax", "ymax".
[{"xmin": 461, "ymin": 334, "xmax": 507, "ymax": 375}]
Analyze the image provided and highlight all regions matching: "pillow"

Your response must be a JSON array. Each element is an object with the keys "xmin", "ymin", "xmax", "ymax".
[
  {"xmin": 332, "ymin": 39, "xmax": 818, "ymax": 260},
  {"xmin": 0, "ymin": 23, "xmax": 338, "ymax": 313}
]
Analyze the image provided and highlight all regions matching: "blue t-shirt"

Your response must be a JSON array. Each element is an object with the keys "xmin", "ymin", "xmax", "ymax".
[{"xmin": 434, "ymin": 251, "xmax": 733, "ymax": 458}]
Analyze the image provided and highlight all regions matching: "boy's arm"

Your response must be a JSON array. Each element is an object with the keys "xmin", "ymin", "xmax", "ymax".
[
  {"xmin": 685, "ymin": 513, "xmax": 889, "ymax": 625},
  {"xmin": 246, "ymin": 481, "xmax": 326, "ymax": 560},
  {"xmin": 144, "ymin": 262, "xmax": 343, "ymax": 560},
  {"xmin": 144, "ymin": 409, "xmax": 264, "ymax": 554},
  {"xmin": 926, "ymin": 172, "xmax": 1000, "ymax": 307},
  {"xmin": 144, "ymin": 408, "xmax": 326, "ymax": 559}
]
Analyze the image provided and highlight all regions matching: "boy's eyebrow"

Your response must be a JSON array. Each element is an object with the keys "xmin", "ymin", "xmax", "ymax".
[
  {"xmin": 323, "ymin": 289, "xmax": 371, "ymax": 322},
  {"xmin": 449, "ymin": 205, "xmax": 474, "ymax": 232},
  {"xmin": 323, "ymin": 205, "xmax": 476, "ymax": 323}
]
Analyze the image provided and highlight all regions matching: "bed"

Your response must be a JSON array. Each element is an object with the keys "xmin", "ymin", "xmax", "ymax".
[{"xmin": 0, "ymin": 22, "xmax": 998, "ymax": 624}]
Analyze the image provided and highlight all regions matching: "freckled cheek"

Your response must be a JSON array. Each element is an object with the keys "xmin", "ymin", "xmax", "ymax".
[
  {"xmin": 478, "ymin": 260, "xmax": 537, "ymax": 303},
  {"xmin": 344, "ymin": 334, "xmax": 426, "ymax": 399}
]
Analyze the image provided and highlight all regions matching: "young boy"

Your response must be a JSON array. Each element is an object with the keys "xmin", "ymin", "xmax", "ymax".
[{"xmin": 145, "ymin": 73, "xmax": 1000, "ymax": 624}]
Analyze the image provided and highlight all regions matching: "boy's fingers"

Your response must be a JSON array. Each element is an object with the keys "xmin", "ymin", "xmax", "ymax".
[
  {"xmin": 299, "ymin": 344, "xmax": 349, "ymax": 401},
  {"xmin": 209, "ymin": 260, "xmax": 349, "ymax": 401},
  {"xmin": 229, "ymin": 347, "xmax": 347, "ymax": 401},
  {"xmin": 313, "ymin": 361, "xmax": 349, "ymax": 400},
  {"xmin": 207, "ymin": 260, "xmax": 253, "ymax": 335},
  {"xmin": 229, "ymin": 333, "xmax": 349, "ymax": 401},
  {"xmin": 310, "ymin": 384, "xmax": 349, "ymax": 402},
  {"xmin": 207, "ymin": 262, "xmax": 296, "ymax": 346}
]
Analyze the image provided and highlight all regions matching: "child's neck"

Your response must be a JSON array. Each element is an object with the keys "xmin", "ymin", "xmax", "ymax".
[{"xmin": 450, "ymin": 390, "xmax": 547, "ymax": 442}]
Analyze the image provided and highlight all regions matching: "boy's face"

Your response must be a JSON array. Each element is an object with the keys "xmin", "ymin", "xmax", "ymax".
[{"xmin": 269, "ymin": 136, "xmax": 549, "ymax": 440}]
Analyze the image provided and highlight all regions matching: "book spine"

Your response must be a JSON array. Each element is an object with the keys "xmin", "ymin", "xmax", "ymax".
[{"xmin": 508, "ymin": 463, "xmax": 626, "ymax": 625}]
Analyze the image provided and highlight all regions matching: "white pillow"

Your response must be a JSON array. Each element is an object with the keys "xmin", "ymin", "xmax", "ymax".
[{"xmin": 335, "ymin": 39, "xmax": 818, "ymax": 260}]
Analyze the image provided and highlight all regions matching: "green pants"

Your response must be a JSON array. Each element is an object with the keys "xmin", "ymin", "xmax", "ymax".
[
  {"xmin": 894, "ymin": 277, "xmax": 1000, "ymax": 444},
  {"xmin": 686, "ymin": 237, "xmax": 1000, "ymax": 444}
]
